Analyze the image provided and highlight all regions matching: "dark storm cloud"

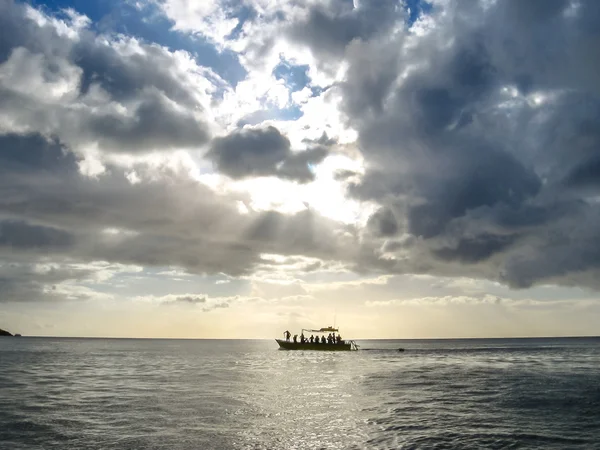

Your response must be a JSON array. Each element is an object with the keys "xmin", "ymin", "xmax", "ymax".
[
  {"xmin": 404, "ymin": 144, "xmax": 541, "ymax": 239},
  {"xmin": 433, "ymin": 234, "xmax": 517, "ymax": 264},
  {"xmin": 327, "ymin": 0, "xmax": 600, "ymax": 288},
  {"xmin": 0, "ymin": 220, "xmax": 74, "ymax": 251},
  {"xmin": 489, "ymin": 0, "xmax": 600, "ymax": 96},
  {"xmin": 288, "ymin": 0, "xmax": 403, "ymax": 62},
  {"xmin": 496, "ymin": 206, "xmax": 600, "ymax": 289},
  {"xmin": 208, "ymin": 126, "xmax": 289, "ymax": 178},
  {"xmin": 0, "ymin": 274, "xmax": 42, "ymax": 303},
  {"xmin": 278, "ymin": 146, "xmax": 328, "ymax": 182},
  {"xmin": 565, "ymin": 157, "xmax": 600, "ymax": 189},
  {"xmin": 367, "ymin": 207, "xmax": 398, "ymax": 237},
  {"xmin": 0, "ymin": 0, "xmax": 45, "ymax": 63},
  {"xmin": 0, "ymin": 133, "xmax": 78, "ymax": 173},
  {"xmin": 88, "ymin": 91, "xmax": 209, "ymax": 153},
  {"xmin": 208, "ymin": 126, "xmax": 327, "ymax": 182},
  {"xmin": 504, "ymin": 0, "xmax": 569, "ymax": 23},
  {"xmin": 72, "ymin": 38, "xmax": 201, "ymax": 107}
]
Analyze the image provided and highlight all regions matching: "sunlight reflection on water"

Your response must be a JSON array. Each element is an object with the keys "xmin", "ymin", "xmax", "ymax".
[{"xmin": 1, "ymin": 337, "xmax": 599, "ymax": 449}]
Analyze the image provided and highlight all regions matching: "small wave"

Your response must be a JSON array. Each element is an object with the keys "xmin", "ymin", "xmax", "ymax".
[
  {"xmin": 360, "ymin": 348, "xmax": 406, "ymax": 352},
  {"xmin": 359, "ymin": 346, "xmax": 569, "ymax": 355}
]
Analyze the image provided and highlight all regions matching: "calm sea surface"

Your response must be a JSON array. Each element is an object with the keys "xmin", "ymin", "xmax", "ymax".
[{"xmin": 1, "ymin": 337, "xmax": 599, "ymax": 449}]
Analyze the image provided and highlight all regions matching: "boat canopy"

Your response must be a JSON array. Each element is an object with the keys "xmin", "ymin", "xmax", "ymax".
[{"xmin": 302, "ymin": 327, "xmax": 338, "ymax": 333}]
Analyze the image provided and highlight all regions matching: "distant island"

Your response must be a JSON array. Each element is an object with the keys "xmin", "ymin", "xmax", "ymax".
[{"xmin": 0, "ymin": 328, "xmax": 14, "ymax": 336}]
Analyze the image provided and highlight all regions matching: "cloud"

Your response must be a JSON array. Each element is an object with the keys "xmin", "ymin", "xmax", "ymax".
[
  {"xmin": 0, "ymin": 261, "xmax": 125, "ymax": 303},
  {"xmin": 366, "ymin": 207, "xmax": 398, "ymax": 237},
  {"xmin": 148, "ymin": 0, "xmax": 600, "ymax": 291},
  {"xmin": 432, "ymin": 233, "xmax": 517, "ymax": 264},
  {"xmin": 330, "ymin": 0, "xmax": 600, "ymax": 289},
  {"xmin": 86, "ymin": 90, "xmax": 210, "ymax": 153},
  {"xmin": 208, "ymin": 125, "xmax": 327, "ymax": 182},
  {"xmin": 165, "ymin": 295, "xmax": 207, "ymax": 305},
  {"xmin": 0, "ymin": 0, "xmax": 215, "ymax": 155},
  {"xmin": 0, "ymin": 128, "xmax": 354, "ymax": 297},
  {"xmin": 2, "ymin": 0, "xmax": 600, "ymax": 303},
  {"xmin": 287, "ymin": 0, "xmax": 405, "ymax": 66},
  {"xmin": 141, "ymin": 293, "xmax": 234, "ymax": 311},
  {"xmin": 0, "ymin": 220, "xmax": 74, "ymax": 251},
  {"xmin": 0, "ymin": 132, "xmax": 77, "ymax": 173},
  {"xmin": 366, "ymin": 294, "xmax": 503, "ymax": 307}
]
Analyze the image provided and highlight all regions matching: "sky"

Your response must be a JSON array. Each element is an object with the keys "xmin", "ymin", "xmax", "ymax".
[{"xmin": 1, "ymin": 0, "xmax": 600, "ymax": 339}]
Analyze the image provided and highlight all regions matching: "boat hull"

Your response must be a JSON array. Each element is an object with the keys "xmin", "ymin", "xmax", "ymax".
[{"xmin": 276, "ymin": 339, "xmax": 352, "ymax": 351}]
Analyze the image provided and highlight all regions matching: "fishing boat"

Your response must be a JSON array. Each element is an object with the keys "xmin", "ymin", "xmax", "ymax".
[{"xmin": 276, "ymin": 326, "xmax": 359, "ymax": 351}]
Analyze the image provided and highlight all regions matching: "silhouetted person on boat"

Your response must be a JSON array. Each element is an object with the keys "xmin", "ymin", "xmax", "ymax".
[
  {"xmin": 293, "ymin": 334, "xmax": 298, "ymax": 343},
  {"xmin": 336, "ymin": 334, "xmax": 342, "ymax": 344},
  {"xmin": 309, "ymin": 335, "xmax": 314, "ymax": 343},
  {"xmin": 321, "ymin": 335, "xmax": 326, "ymax": 344},
  {"xmin": 300, "ymin": 333, "xmax": 305, "ymax": 343},
  {"xmin": 284, "ymin": 330, "xmax": 291, "ymax": 341},
  {"xmin": 327, "ymin": 333, "xmax": 332, "ymax": 344}
]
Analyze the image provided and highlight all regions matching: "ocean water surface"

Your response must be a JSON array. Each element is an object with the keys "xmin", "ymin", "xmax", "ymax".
[{"xmin": 1, "ymin": 337, "xmax": 599, "ymax": 449}]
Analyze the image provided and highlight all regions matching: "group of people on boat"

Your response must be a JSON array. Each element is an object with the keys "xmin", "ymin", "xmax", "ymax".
[{"xmin": 283, "ymin": 330, "xmax": 344, "ymax": 345}]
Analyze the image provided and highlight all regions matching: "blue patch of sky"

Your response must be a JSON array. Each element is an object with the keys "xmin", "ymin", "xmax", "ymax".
[
  {"xmin": 237, "ymin": 85, "xmax": 328, "ymax": 127},
  {"xmin": 234, "ymin": 58, "xmax": 312, "ymax": 126},
  {"xmin": 272, "ymin": 60, "xmax": 311, "ymax": 92},
  {"xmin": 273, "ymin": 59, "xmax": 330, "ymax": 99},
  {"xmin": 403, "ymin": 0, "xmax": 433, "ymax": 26},
  {"xmin": 28, "ymin": 0, "xmax": 247, "ymax": 86},
  {"xmin": 310, "ymin": 86, "xmax": 326, "ymax": 97},
  {"xmin": 277, "ymin": 105, "xmax": 304, "ymax": 121},
  {"xmin": 234, "ymin": 58, "xmax": 332, "ymax": 125}
]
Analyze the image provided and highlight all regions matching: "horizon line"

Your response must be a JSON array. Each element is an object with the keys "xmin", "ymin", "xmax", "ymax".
[{"xmin": 5, "ymin": 334, "xmax": 600, "ymax": 340}]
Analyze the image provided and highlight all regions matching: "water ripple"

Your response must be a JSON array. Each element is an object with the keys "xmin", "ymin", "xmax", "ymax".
[{"xmin": 1, "ymin": 337, "xmax": 599, "ymax": 449}]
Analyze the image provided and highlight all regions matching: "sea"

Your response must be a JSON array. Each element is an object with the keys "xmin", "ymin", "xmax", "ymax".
[{"xmin": 1, "ymin": 337, "xmax": 599, "ymax": 450}]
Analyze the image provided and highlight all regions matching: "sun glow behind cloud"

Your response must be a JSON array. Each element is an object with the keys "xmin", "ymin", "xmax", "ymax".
[{"xmin": 226, "ymin": 154, "xmax": 372, "ymax": 224}]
